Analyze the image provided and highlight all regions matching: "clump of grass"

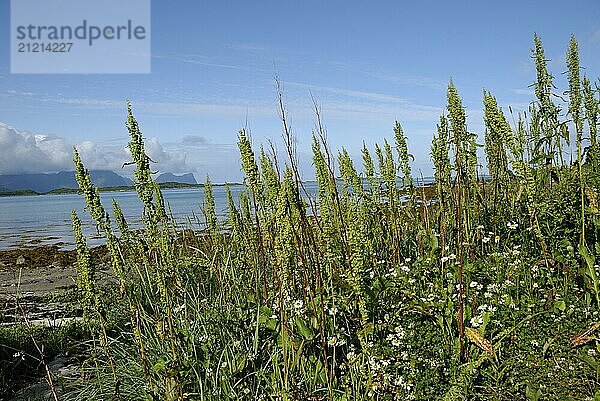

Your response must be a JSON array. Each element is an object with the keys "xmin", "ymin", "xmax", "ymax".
[{"xmin": 63, "ymin": 35, "xmax": 600, "ymax": 401}]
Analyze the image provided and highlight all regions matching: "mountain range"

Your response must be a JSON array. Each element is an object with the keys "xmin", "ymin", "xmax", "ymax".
[{"xmin": 0, "ymin": 171, "xmax": 197, "ymax": 194}]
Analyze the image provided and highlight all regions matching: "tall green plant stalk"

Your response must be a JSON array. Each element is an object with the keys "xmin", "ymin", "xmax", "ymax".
[
  {"xmin": 72, "ymin": 211, "xmax": 120, "ymax": 396},
  {"xmin": 583, "ymin": 77, "xmax": 599, "ymax": 163},
  {"xmin": 483, "ymin": 91, "xmax": 510, "ymax": 210},
  {"xmin": 567, "ymin": 35, "xmax": 586, "ymax": 246},
  {"xmin": 431, "ymin": 115, "xmax": 452, "ymax": 264},
  {"xmin": 238, "ymin": 129, "xmax": 269, "ymax": 301},
  {"xmin": 447, "ymin": 81, "xmax": 467, "ymax": 360},
  {"xmin": 127, "ymin": 106, "xmax": 183, "ymax": 396},
  {"xmin": 533, "ymin": 34, "xmax": 563, "ymax": 171},
  {"xmin": 394, "ymin": 121, "xmax": 413, "ymax": 189}
]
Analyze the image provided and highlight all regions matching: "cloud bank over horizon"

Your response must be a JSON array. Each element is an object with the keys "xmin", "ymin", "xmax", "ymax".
[{"xmin": 0, "ymin": 122, "xmax": 198, "ymax": 178}]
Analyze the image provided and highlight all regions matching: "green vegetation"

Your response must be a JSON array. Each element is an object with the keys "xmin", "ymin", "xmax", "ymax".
[
  {"xmin": 3, "ymin": 35, "xmax": 600, "ymax": 400},
  {"xmin": 0, "ymin": 321, "xmax": 88, "ymax": 397},
  {"xmin": 0, "ymin": 189, "xmax": 38, "ymax": 197}
]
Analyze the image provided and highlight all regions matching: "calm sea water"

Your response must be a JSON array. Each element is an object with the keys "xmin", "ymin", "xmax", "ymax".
[
  {"xmin": 0, "ymin": 178, "xmax": 435, "ymax": 250},
  {"xmin": 0, "ymin": 185, "xmax": 253, "ymax": 249}
]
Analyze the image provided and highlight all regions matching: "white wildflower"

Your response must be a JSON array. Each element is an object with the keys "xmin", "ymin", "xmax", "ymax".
[{"xmin": 470, "ymin": 315, "xmax": 483, "ymax": 327}]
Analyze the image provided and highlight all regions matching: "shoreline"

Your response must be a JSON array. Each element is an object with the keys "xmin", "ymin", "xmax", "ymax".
[{"xmin": 0, "ymin": 244, "xmax": 109, "ymax": 299}]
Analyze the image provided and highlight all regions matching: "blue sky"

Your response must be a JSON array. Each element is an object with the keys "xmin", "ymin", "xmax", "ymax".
[{"xmin": 1, "ymin": 1, "xmax": 600, "ymax": 182}]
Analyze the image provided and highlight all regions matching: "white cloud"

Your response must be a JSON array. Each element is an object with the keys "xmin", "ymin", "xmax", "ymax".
[
  {"xmin": 0, "ymin": 122, "xmax": 195, "ymax": 176},
  {"xmin": 144, "ymin": 137, "xmax": 192, "ymax": 174},
  {"xmin": 0, "ymin": 124, "xmax": 72, "ymax": 174}
]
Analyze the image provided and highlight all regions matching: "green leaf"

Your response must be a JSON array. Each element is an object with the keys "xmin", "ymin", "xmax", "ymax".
[
  {"xmin": 232, "ymin": 352, "xmax": 247, "ymax": 374},
  {"xmin": 258, "ymin": 306, "xmax": 274, "ymax": 322},
  {"xmin": 525, "ymin": 383, "xmax": 542, "ymax": 401},
  {"xmin": 151, "ymin": 359, "xmax": 167, "ymax": 373},
  {"xmin": 481, "ymin": 312, "xmax": 491, "ymax": 333},
  {"xmin": 295, "ymin": 317, "xmax": 314, "ymax": 340}
]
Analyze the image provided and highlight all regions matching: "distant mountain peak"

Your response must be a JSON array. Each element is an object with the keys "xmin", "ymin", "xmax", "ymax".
[{"xmin": 155, "ymin": 172, "xmax": 197, "ymax": 185}]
